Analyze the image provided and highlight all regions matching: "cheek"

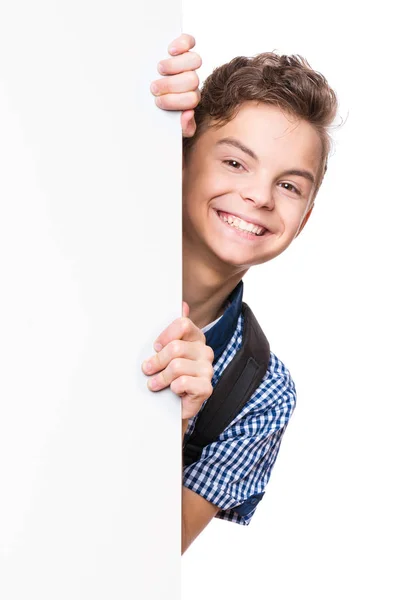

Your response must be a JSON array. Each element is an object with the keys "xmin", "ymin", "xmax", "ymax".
[
  {"xmin": 201, "ymin": 167, "xmax": 237, "ymax": 201},
  {"xmin": 184, "ymin": 166, "xmax": 233, "ymax": 208},
  {"xmin": 278, "ymin": 201, "xmax": 308, "ymax": 234}
]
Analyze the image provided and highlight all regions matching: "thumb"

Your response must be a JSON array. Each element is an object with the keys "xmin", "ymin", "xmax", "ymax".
[
  {"xmin": 182, "ymin": 301, "xmax": 190, "ymax": 318},
  {"xmin": 181, "ymin": 110, "xmax": 196, "ymax": 138}
]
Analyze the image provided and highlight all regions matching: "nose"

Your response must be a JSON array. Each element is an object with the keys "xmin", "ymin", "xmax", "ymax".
[{"xmin": 240, "ymin": 178, "xmax": 275, "ymax": 210}]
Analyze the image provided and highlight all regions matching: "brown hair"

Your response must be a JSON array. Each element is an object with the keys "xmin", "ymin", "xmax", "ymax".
[{"xmin": 183, "ymin": 53, "xmax": 338, "ymax": 196}]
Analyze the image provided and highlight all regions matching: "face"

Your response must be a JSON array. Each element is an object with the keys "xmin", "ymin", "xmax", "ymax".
[{"xmin": 182, "ymin": 101, "xmax": 322, "ymax": 272}]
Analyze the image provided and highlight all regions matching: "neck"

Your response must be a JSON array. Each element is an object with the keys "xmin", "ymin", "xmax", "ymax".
[{"xmin": 183, "ymin": 238, "xmax": 248, "ymax": 330}]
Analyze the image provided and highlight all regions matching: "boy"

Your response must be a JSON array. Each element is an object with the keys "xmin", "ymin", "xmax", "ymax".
[{"xmin": 142, "ymin": 34, "xmax": 338, "ymax": 554}]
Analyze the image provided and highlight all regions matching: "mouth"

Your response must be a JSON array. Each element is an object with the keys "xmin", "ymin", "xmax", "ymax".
[{"xmin": 215, "ymin": 210, "xmax": 269, "ymax": 239}]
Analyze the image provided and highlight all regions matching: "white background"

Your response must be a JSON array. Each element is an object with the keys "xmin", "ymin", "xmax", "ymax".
[
  {"xmin": 182, "ymin": 1, "xmax": 395, "ymax": 598},
  {"xmin": 0, "ymin": 2, "xmax": 182, "ymax": 598}
]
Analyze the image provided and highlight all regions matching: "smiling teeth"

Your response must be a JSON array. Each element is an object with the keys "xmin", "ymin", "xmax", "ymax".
[{"xmin": 219, "ymin": 212, "xmax": 264, "ymax": 235}]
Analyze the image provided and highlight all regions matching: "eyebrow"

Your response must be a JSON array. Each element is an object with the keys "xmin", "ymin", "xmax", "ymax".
[
  {"xmin": 216, "ymin": 136, "xmax": 316, "ymax": 186},
  {"xmin": 278, "ymin": 169, "xmax": 316, "ymax": 186},
  {"xmin": 216, "ymin": 137, "xmax": 259, "ymax": 161}
]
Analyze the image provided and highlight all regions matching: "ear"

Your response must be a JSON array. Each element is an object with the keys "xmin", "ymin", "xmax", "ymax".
[{"xmin": 296, "ymin": 202, "xmax": 315, "ymax": 237}]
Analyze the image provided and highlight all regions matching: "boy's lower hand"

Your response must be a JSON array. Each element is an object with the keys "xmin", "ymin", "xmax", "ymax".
[
  {"xmin": 141, "ymin": 302, "xmax": 214, "ymax": 419},
  {"xmin": 150, "ymin": 33, "xmax": 202, "ymax": 138}
]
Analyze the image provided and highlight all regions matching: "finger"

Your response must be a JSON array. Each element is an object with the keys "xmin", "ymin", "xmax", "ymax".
[
  {"xmin": 171, "ymin": 377, "xmax": 214, "ymax": 419},
  {"xmin": 150, "ymin": 71, "xmax": 199, "ymax": 96},
  {"xmin": 158, "ymin": 51, "xmax": 202, "ymax": 76},
  {"xmin": 168, "ymin": 33, "xmax": 196, "ymax": 56},
  {"xmin": 171, "ymin": 373, "xmax": 213, "ymax": 398},
  {"xmin": 154, "ymin": 90, "xmax": 200, "ymax": 111},
  {"xmin": 154, "ymin": 316, "xmax": 205, "ymax": 351},
  {"xmin": 181, "ymin": 110, "xmax": 197, "ymax": 138},
  {"xmin": 148, "ymin": 358, "xmax": 211, "ymax": 391},
  {"xmin": 142, "ymin": 338, "xmax": 213, "ymax": 375}
]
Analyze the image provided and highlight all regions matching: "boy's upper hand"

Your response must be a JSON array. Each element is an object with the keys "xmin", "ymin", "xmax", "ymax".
[
  {"xmin": 141, "ymin": 302, "xmax": 214, "ymax": 419},
  {"xmin": 150, "ymin": 33, "xmax": 202, "ymax": 138}
]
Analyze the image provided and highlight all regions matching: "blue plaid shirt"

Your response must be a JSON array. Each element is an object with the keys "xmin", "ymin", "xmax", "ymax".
[{"xmin": 182, "ymin": 281, "xmax": 297, "ymax": 525}]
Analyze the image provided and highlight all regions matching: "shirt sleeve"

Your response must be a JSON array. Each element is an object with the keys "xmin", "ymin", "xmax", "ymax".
[{"xmin": 182, "ymin": 353, "xmax": 297, "ymax": 525}]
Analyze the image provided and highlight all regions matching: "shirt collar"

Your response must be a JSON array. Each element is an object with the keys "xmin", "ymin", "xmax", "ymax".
[{"xmin": 203, "ymin": 280, "xmax": 244, "ymax": 363}]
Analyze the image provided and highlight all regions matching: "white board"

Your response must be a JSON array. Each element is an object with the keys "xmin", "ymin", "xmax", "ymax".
[
  {"xmin": 0, "ymin": 2, "xmax": 182, "ymax": 598},
  {"xmin": 182, "ymin": 1, "xmax": 395, "ymax": 598}
]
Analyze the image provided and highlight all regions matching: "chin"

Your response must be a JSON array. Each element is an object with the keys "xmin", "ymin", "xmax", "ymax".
[
  {"xmin": 209, "ymin": 237, "xmax": 281, "ymax": 268},
  {"xmin": 209, "ymin": 248, "xmax": 265, "ymax": 270}
]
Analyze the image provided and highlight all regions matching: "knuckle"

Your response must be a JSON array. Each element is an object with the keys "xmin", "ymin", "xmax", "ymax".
[
  {"xmin": 170, "ymin": 378, "xmax": 180, "ymax": 394},
  {"xmin": 177, "ymin": 375, "xmax": 189, "ymax": 390},
  {"xmin": 170, "ymin": 358, "xmax": 183, "ymax": 377},
  {"xmin": 205, "ymin": 345, "xmax": 215, "ymax": 362},
  {"xmin": 186, "ymin": 71, "xmax": 199, "ymax": 89},
  {"xmin": 171, "ymin": 377, "xmax": 186, "ymax": 396},
  {"xmin": 195, "ymin": 384, "xmax": 211, "ymax": 403},
  {"xmin": 169, "ymin": 339, "xmax": 182, "ymax": 357},
  {"xmin": 182, "ymin": 33, "xmax": 196, "ymax": 48},
  {"xmin": 198, "ymin": 330, "xmax": 206, "ymax": 344},
  {"xmin": 157, "ymin": 371, "xmax": 167, "ymax": 388},
  {"xmin": 189, "ymin": 91, "xmax": 200, "ymax": 108},
  {"xmin": 179, "ymin": 316, "xmax": 191, "ymax": 335},
  {"xmin": 152, "ymin": 353, "xmax": 162, "ymax": 371},
  {"xmin": 189, "ymin": 52, "xmax": 202, "ymax": 69},
  {"xmin": 203, "ymin": 364, "xmax": 214, "ymax": 380}
]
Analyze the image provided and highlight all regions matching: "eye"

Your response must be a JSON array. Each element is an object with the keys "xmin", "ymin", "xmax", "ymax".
[
  {"xmin": 279, "ymin": 182, "xmax": 301, "ymax": 195},
  {"xmin": 223, "ymin": 159, "xmax": 245, "ymax": 171}
]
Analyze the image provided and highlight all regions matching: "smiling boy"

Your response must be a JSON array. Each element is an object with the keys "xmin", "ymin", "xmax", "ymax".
[{"xmin": 143, "ymin": 34, "xmax": 338, "ymax": 554}]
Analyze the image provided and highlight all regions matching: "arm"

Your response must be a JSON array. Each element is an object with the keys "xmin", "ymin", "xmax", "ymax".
[
  {"xmin": 181, "ymin": 419, "xmax": 218, "ymax": 555},
  {"xmin": 182, "ymin": 486, "xmax": 218, "ymax": 555},
  {"xmin": 142, "ymin": 301, "xmax": 216, "ymax": 554},
  {"xmin": 178, "ymin": 306, "xmax": 218, "ymax": 554}
]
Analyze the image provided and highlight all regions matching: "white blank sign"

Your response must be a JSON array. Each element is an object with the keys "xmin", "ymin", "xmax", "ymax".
[
  {"xmin": 182, "ymin": 2, "xmax": 395, "ymax": 599},
  {"xmin": 0, "ymin": 2, "xmax": 181, "ymax": 598}
]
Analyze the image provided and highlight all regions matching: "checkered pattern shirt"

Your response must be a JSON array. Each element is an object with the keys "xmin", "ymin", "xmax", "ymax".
[{"xmin": 182, "ymin": 284, "xmax": 297, "ymax": 525}]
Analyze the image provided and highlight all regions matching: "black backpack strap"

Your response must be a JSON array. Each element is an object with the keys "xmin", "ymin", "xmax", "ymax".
[{"xmin": 183, "ymin": 302, "xmax": 270, "ymax": 467}]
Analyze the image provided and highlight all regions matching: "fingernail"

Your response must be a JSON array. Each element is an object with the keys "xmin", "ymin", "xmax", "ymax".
[
  {"xmin": 157, "ymin": 62, "xmax": 166, "ymax": 74},
  {"xmin": 150, "ymin": 82, "xmax": 159, "ymax": 95},
  {"xmin": 169, "ymin": 47, "xmax": 178, "ymax": 55},
  {"xmin": 149, "ymin": 377, "xmax": 159, "ymax": 391},
  {"xmin": 154, "ymin": 342, "xmax": 163, "ymax": 352},
  {"xmin": 142, "ymin": 360, "xmax": 152, "ymax": 373}
]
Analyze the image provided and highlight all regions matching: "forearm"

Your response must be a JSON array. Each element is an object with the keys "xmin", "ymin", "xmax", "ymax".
[
  {"xmin": 182, "ymin": 418, "xmax": 189, "ymax": 443},
  {"xmin": 181, "ymin": 418, "xmax": 189, "ymax": 554}
]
